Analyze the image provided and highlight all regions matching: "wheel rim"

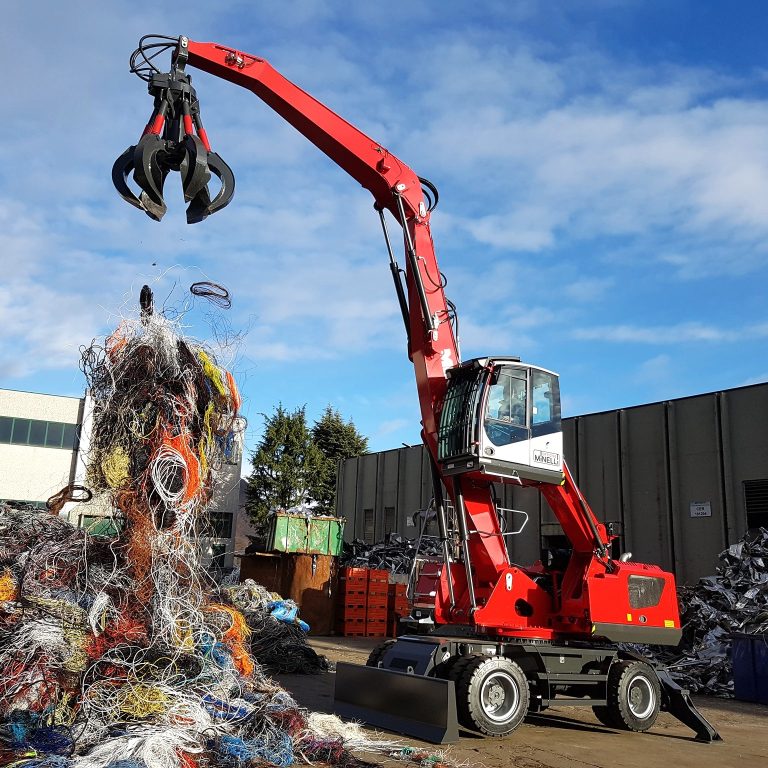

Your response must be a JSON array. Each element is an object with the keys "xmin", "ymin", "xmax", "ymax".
[
  {"xmin": 627, "ymin": 675, "xmax": 655, "ymax": 719},
  {"xmin": 480, "ymin": 671, "xmax": 519, "ymax": 723}
]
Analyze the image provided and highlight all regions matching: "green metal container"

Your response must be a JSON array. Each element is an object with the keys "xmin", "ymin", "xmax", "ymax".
[{"xmin": 267, "ymin": 513, "xmax": 345, "ymax": 556}]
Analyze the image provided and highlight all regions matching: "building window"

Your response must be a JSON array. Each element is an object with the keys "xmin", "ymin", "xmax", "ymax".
[
  {"xmin": 46, "ymin": 422, "xmax": 65, "ymax": 448},
  {"xmin": 363, "ymin": 508, "xmax": 375, "ymax": 543},
  {"xmin": 744, "ymin": 479, "xmax": 768, "ymax": 529},
  {"xmin": 1, "ymin": 499, "xmax": 47, "ymax": 510},
  {"xmin": 210, "ymin": 542, "xmax": 227, "ymax": 570},
  {"xmin": 208, "ymin": 512, "xmax": 233, "ymax": 539},
  {"xmin": 62, "ymin": 424, "xmax": 78, "ymax": 450},
  {"xmin": 29, "ymin": 421, "xmax": 47, "ymax": 446},
  {"xmin": 79, "ymin": 515, "xmax": 124, "ymax": 537},
  {"xmin": 11, "ymin": 419, "xmax": 30, "ymax": 443},
  {"xmin": 384, "ymin": 506, "xmax": 396, "ymax": 535},
  {"xmin": 0, "ymin": 417, "xmax": 79, "ymax": 450}
]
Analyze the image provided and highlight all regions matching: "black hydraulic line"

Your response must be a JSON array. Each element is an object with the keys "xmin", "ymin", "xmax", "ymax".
[
  {"xmin": 394, "ymin": 193, "xmax": 437, "ymax": 333},
  {"xmin": 453, "ymin": 477, "xmax": 477, "ymax": 611},
  {"xmin": 418, "ymin": 176, "xmax": 439, "ymax": 211},
  {"xmin": 429, "ymin": 454, "xmax": 455, "ymax": 607},
  {"xmin": 376, "ymin": 205, "xmax": 411, "ymax": 347},
  {"xmin": 564, "ymin": 460, "xmax": 609, "ymax": 560}
]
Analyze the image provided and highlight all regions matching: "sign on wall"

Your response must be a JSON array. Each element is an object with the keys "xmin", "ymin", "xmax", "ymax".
[{"xmin": 690, "ymin": 501, "xmax": 712, "ymax": 518}]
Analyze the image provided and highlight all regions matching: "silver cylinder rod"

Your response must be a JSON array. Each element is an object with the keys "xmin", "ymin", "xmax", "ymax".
[{"xmin": 454, "ymin": 477, "xmax": 477, "ymax": 612}]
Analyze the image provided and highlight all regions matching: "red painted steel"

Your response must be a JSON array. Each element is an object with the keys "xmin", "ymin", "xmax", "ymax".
[{"xmin": 175, "ymin": 38, "xmax": 680, "ymax": 642}]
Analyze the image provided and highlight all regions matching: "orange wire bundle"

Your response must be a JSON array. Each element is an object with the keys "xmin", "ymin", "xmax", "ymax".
[{"xmin": 205, "ymin": 604, "xmax": 255, "ymax": 677}]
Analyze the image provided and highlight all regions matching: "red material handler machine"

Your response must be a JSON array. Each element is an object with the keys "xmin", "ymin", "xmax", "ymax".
[{"xmin": 113, "ymin": 35, "xmax": 720, "ymax": 744}]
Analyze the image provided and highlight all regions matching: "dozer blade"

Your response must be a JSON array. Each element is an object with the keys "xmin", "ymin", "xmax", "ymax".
[
  {"xmin": 333, "ymin": 661, "xmax": 459, "ymax": 744},
  {"xmin": 657, "ymin": 669, "xmax": 722, "ymax": 742},
  {"xmin": 186, "ymin": 151, "xmax": 235, "ymax": 224}
]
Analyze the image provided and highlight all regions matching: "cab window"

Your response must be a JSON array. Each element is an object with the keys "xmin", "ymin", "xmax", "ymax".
[
  {"xmin": 484, "ymin": 367, "xmax": 528, "ymax": 446},
  {"xmin": 531, "ymin": 370, "xmax": 561, "ymax": 437}
]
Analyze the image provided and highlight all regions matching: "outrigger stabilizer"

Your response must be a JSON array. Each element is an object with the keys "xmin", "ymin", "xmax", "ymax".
[{"xmin": 112, "ymin": 35, "xmax": 234, "ymax": 223}]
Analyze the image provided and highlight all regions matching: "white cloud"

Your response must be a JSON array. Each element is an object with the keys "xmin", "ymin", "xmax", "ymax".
[
  {"xmin": 740, "ymin": 373, "xmax": 768, "ymax": 386},
  {"xmin": 633, "ymin": 353, "xmax": 674, "ymax": 384},
  {"xmin": 571, "ymin": 321, "xmax": 768, "ymax": 344},
  {"xmin": 3, "ymin": 3, "xmax": 768, "ymax": 451},
  {"xmin": 563, "ymin": 277, "xmax": 613, "ymax": 302}
]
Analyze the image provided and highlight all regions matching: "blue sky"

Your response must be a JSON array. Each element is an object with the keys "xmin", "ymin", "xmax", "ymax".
[{"xmin": 2, "ymin": 1, "xmax": 768, "ymax": 459}]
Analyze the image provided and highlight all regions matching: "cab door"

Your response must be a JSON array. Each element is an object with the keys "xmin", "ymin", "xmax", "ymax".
[
  {"xmin": 478, "ymin": 363, "xmax": 563, "ymax": 481},
  {"xmin": 480, "ymin": 365, "xmax": 531, "ymax": 468},
  {"xmin": 528, "ymin": 368, "xmax": 563, "ymax": 474}
]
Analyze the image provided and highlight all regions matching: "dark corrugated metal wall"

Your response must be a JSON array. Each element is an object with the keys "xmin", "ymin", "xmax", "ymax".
[{"xmin": 336, "ymin": 383, "xmax": 768, "ymax": 584}]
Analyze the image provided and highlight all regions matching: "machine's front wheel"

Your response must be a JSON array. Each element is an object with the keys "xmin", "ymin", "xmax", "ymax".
[
  {"xmin": 456, "ymin": 655, "xmax": 529, "ymax": 736},
  {"xmin": 365, "ymin": 639, "xmax": 395, "ymax": 668},
  {"xmin": 592, "ymin": 705, "xmax": 619, "ymax": 728},
  {"xmin": 603, "ymin": 660, "xmax": 661, "ymax": 732}
]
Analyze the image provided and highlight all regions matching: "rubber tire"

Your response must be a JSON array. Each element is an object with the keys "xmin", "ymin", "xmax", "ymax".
[
  {"xmin": 366, "ymin": 639, "xmax": 396, "ymax": 668},
  {"xmin": 456, "ymin": 655, "xmax": 530, "ymax": 736},
  {"xmin": 592, "ymin": 705, "xmax": 619, "ymax": 728},
  {"xmin": 600, "ymin": 660, "xmax": 661, "ymax": 732}
]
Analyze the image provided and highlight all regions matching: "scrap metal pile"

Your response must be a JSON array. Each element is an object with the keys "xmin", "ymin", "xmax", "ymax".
[
  {"xmin": 638, "ymin": 526, "xmax": 768, "ymax": 697},
  {"xmin": 341, "ymin": 534, "xmax": 442, "ymax": 575},
  {"xmin": 0, "ymin": 306, "xmax": 408, "ymax": 768}
]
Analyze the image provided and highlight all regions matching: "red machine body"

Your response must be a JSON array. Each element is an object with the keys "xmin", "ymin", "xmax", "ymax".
[
  {"xmin": 114, "ymin": 35, "xmax": 681, "ymax": 646},
  {"xmin": 113, "ymin": 35, "xmax": 725, "ymax": 744}
]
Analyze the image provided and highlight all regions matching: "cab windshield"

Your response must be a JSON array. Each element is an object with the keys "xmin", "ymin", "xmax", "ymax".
[{"xmin": 484, "ymin": 367, "xmax": 528, "ymax": 446}]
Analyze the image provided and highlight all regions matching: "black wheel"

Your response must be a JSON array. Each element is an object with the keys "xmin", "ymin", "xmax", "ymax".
[
  {"xmin": 456, "ymin": 655, "xmax": 529, "ymax": 736},
  {"xmin": 592, "ymin": 705, "xmax": 619, "ymax": 727},
  {"xmin": 602, "ymin": 660, "xmax": 661, "ymax": 732},
  {"xmin": 366, "ymin": 639, "xmax": 395, "ymax": 668},
  {"xmin": 445, "ymin": 654, "xmax": 474, "ymax": 682}
]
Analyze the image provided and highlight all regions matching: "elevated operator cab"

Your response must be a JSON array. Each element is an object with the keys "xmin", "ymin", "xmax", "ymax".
[{"xmin": 438, "ymin": 357, "xmax": 563, "ymax": 484}]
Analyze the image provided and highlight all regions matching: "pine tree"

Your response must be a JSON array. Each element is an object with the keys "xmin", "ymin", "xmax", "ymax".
[
  {"xmin": 245, "ymin": 404, "xmax": 324, "ymax": 529},
  {"xmin": 311, "ymin": 405, "xmax": 369, "ymax": 514}
]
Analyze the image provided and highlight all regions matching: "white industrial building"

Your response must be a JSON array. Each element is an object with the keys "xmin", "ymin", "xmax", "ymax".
[{"xmin": 0, "ymin": 387, "xmax": 242, "ymax": 568}]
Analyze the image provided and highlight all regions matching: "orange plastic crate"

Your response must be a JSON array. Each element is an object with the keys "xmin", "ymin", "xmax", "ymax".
[
  {"xmin": 367, "ymin": 568, "xmax": 389, "ymax": 584},
  {"xmin": 340, "ymin": 567, "xmax": 369, "ymax": 589},
  {"xmin": 339, "ymin": 579, "xmax": 367, "ymax": 592},
  {"xmin": 366, "ymin": 617, "xmax": 387, "ymax": 637},
  {"xmin": 341, "ymin": 567, "xmax": 369, "ymax": 579},
  {"xmin": 336, "ymin": 605, "xmax": 366, "ymax": 620},
  {"xmin": 336, "ymin": 617, "xmax": 367, "ymax": 636},
  {"xmin": 366, "ymin": 594, "xmax": 388, "ymax": 610},
  {"xmin": 339, "ymin": 585, "xmax": 368, "ymax": 600},
  {"xmin": 339, "ymin": 595, "xmax": 367, "ymax": 609}
]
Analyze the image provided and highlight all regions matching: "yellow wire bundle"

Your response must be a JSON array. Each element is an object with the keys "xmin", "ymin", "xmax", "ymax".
[
  {"xmin": 0, "ymin": 569, "xmax": 16, "ymax": 602},
  {"xmin": 101, "ymin": 445, "xmax": 131, "ymax": 489}
]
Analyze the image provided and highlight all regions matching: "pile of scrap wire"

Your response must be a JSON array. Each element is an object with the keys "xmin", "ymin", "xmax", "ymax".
[
  {"xmin": 635, "ymin": 526, "xmax": 768, "ymax": 697},
  {"xmin": 0, "ymin": 307, "xmax": 405, "ymax": 768},
  {"xmin": 341, "ymin": 534, "xmax": 442, "ymax": 575},
  {"xmin": 221, "ymin": 581, "xmax": 330, "ymax": 675}
]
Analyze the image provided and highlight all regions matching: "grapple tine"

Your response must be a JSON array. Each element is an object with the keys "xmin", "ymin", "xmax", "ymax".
[
  {"xmin": 111, "ymin": 145, "xmax": 149, "ymax": 214},
  {"xmin": 132, "ymin": 134, "xmax": 170, "ymax": 220},
  {"xmin": 185, "ymin": 151, "xmax": 236, "ymax": 224},
  {"xmin": 180, "ymin": 134, "xmax": 212, "ymax": 203}
]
